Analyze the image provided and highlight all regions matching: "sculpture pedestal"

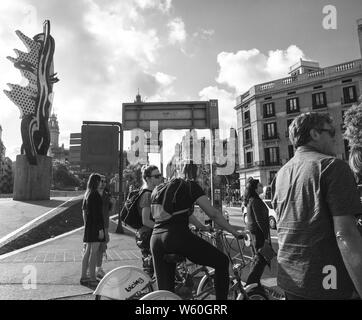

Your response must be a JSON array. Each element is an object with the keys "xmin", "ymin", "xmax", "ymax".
[{"xmin": 13, "ymin": 155, "xmax": 52, "ymax": 201}]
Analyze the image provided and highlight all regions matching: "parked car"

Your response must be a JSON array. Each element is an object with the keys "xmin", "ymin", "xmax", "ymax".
[{"xmin": 242, "ymin": 199, "xmax": 277, "ymax": 230}]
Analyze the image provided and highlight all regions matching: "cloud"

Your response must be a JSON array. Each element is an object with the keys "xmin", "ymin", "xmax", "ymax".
[
  {"xmin": 168, "ymin": 17, "xmax": 186, "ymax": 45},
  {"xmin": 216, "ymin": 45, "xmax": 307, "ymax": 93},
  {"xmin": 197, "ymin": 45, "xmax": 309, "ymax": 136},
  {"xmin": 134, "ymin": 0, "xmax": 172, "ymax": 13},
  {"xmin": 0, "ymin": 0, "xmax": 178, "ymax": 161},
  {"xmin": 199, "ymin": 86, "xmax": 236, "ymax": 132}
]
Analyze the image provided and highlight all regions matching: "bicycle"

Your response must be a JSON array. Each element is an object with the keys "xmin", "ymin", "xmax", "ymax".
[{"xmin": 195, "ymin": 229, "xmax": 269, "ymax": 300}]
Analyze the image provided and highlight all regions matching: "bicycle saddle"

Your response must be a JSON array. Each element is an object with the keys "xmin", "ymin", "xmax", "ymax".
[{"xmin": 163, "ymin": 253, "xmax": 186, "ymax": 263}]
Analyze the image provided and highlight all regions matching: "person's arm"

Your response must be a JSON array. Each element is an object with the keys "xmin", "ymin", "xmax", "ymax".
[
  {"xmin": 333, "ymin": 215, "xmax": 362, "ymax": 298},
  {"xmin": 82, "ymin": 210, "xmax": 87, "ymax": 225},
  {"xmin": 141, "ymin": 207, "xmax": 155, "ymax": 229},
  {"xmin": 196, "ymin": 195, "xmax": 243, "ymax": 238},
  {"xmin": 189, "ymin": 214, "xmax": 210, "ymax": 231},
  {"xmin": 94, "ymin": 194, "xmax": 105, "ymax": 240}
]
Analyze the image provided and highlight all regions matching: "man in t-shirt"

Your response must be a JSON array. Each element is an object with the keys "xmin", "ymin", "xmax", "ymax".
[{"xmin": 272, "ymin": 112, "xmax": 362, "ymax": 299}]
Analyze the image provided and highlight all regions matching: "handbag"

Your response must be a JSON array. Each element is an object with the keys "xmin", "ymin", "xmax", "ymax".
[{"xmin": 258, "ymin": 233, "xmax": 276, "ymax": 263}]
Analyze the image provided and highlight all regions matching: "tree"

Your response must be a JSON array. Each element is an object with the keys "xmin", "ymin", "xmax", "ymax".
[{"xmin": 52, "ymin": 160, "xmax": 80, "ymax": 189}]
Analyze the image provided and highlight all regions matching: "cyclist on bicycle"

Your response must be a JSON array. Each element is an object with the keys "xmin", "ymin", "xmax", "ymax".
[{"xmin": 150, "ymin": 162, "xmax": 245, "ymax": 300}]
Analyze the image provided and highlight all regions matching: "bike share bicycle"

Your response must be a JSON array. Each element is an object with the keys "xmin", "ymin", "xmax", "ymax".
[{"xmin": 93, "ymin": 226, "xmax": 270, "ymax": 300}]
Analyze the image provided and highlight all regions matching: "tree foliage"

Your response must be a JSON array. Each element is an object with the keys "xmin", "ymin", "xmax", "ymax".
[
  {"xmin": 52, "ymin": 160, "xmax": 80, "ymax": 189},
  {"xmin": 344, "ymin": 101, "xmax": 362, "ymax": 148}
]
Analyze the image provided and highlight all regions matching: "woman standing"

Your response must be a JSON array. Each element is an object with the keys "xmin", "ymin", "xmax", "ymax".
[
  {"xmin": 80, "ymin": 173, "xmax": 105, "ymax": 288},
  {"xmin": 244, "ymin": 177, "xmax": 270, "ymax": 286}
]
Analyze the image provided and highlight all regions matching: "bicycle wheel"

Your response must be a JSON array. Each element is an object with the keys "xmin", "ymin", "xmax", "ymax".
[
  {"xmin": 196, "ymin": 274, "xmax": 215, "ymax": 300},
  {"xmin": 246, "ymin": 287, "xmax": 269, "ymax": 300}
]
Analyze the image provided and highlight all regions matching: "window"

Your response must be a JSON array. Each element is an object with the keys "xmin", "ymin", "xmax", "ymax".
[
  {"xmin": 288, "ymin": 145, "xmax": 294, "ymax": 159},
  {"xmin": 263, "ymin": 122, "xmax": 277, "ymax": 139},
  {"xmin": 264, "ymin": 147, "xmax": 280, "ymax": 165},
  {"xmin": 286, "ymin": 97, "xmax": 299, "ymax": 113},
  {"xmin": 263, "ymin": 102, "xmax": 275, "ymax": 118},
  {"xmin": 269, "ymin": 171, "xmax": 277, "ymax": 185},
  {"xmin": 343, "ymin": 86, "xmax": 357, "ymax": 103},
  {"xmin": 244, "ymin": 110, "xmax": 250, "ymax": 123},
  {"xmin": 312, "ymin": 92, "xmax": 327, "ymax": 109},
  {"xmin": 246, "ymin": 151, "xmax": 253, "ymax": 165},
  {"xmin": 244, "ymin": 128, "xmax": 252, "ymax": 145}
]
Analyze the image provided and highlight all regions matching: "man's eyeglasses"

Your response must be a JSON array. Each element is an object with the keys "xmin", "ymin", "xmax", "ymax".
[
  {"xmin": 150, "ymin": 174, "xmax": 162, "ymax": 179},
  {"xmin": 318, "ymin": 128, "xmax": 336, "ymax": 138}
]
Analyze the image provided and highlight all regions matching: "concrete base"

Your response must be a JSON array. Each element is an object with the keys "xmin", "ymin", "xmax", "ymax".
[{"xmin": 13, "ymin": 154, "xmax": 52, "ymax": 201}]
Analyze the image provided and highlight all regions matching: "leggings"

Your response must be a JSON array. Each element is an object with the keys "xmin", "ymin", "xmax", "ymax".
[
  {"xmin": 245, "ymin": 228, "xmax": 267, "ymax": 286},
  {"xmin": 150, "ymin": 228, "xmax": 230, "ymax": 300}
]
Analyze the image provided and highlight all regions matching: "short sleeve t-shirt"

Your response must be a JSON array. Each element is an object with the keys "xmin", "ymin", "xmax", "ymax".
[
  {"xmin": 153, "ymin": 180, "xmax": 205, "ymax": 234},
  {"xmin": 272, "ymin": 146, "xmax": 362, "ymax": 299}
]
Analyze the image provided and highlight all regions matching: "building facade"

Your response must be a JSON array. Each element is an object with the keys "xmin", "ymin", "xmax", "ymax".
[{"xmin": 235, "ymin": 20, "xmax": 362, "ymax": 192}]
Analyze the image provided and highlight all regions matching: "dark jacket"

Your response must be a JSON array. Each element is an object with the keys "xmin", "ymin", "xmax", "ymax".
[
  {"xmin": 246, "ymin": 196, "xmax": 269, "ymax": 239},
  {"xmin": 83, "ymin": 191, "xmax": 105, "ymax": 242}
]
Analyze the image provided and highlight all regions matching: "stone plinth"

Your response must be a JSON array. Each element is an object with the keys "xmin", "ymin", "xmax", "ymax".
[{"xmin": 13, "ymin": 155, "xmax": 52, "ymax": 201}]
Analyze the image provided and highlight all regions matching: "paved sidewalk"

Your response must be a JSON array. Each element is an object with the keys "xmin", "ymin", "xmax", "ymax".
[
  {"xmin": 0, "ymin": 221, "xmax": 141, "ymax": 300},
  {"xmin": 0, "ymin": 217, "xmax": 283, "ymax": 300}
]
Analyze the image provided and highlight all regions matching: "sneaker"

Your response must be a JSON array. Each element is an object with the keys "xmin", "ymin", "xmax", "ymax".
[
  {"xmin": 96, "ymin": 268, "xmax": 106, "ymax": 279},
  {"xmin": 80, "ymin": 277, "xmax": 90, "ymax": 286}
]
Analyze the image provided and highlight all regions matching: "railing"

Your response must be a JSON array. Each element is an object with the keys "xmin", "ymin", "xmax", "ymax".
[
  {"xmin": 308, "ymin": 69, "xmax": 325, "ymax": 78},
  {"xmin": 243, "ymin": 118, "xmax": 251, "ymax": 126},
  {"xmin": 312, "ymin": 103, "xmax": 328, "ymax": 109},
  {"xmin": 264, "ymin": 161, "xmax": 282, "ymax": 166},
  {"xmin": 341, "ymin": 97, "xmax": 358, "ymax": 105},
  {"xmin": 243, "ymin": 58, "xmax": 362, "ymax": 95},
  {"xmin": 262, "ymin": 133, "xmax": 280, "ymax": 141},
  {"xmin": 243, "ymin": 138, "xmax": 252, "ymax": 146},
  {"xmin": 259, "ymin": 82, "xmax": 275, "ymax": 91},
  {"xmin": 335, "ymin": 62, "xmax": 354, "ymax": 72}
]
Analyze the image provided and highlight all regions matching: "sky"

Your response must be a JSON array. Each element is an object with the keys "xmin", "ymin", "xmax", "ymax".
[{"xmin": 0, "ymin": 0, "xmax": 362, "ymax": 170}]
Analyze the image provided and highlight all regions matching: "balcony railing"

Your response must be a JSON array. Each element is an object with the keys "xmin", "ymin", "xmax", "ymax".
[
  {"xmin": 243, "ymin": 138, "xmax": 252, "ymax": 146},
  {"xmin": 285, "ymin": 130, "xmax": 289, "ymax": 138},
  {"xmin": 264, "ymin": 160, "xmax": 282, "ymax": 166},
  {"xmin": 312, "ymin": 103, "xmax": 328, "ymax": 109},
  {"xmin": 240, "ymin": 59, "xmax": 362, "ymax": 96},
  {"xmin": 243, "ymin": 118, "xmax": 251, "ymax": 126},
  {"xmin": 262, "ymin": 133, "xmax": 280, "ymax": 141},
  {"xmin": 341, "ymin": 97, "xmax": 358, "ymax": 105}
]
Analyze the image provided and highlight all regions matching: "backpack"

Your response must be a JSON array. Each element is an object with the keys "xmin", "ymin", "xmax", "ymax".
[
  {"xmin": 120, "ymin": 189, "xmax": 151, "ymax": 229},
  {"xmin": 151, "ymin": 178, "xmax": 192, "ymax": 223}
]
